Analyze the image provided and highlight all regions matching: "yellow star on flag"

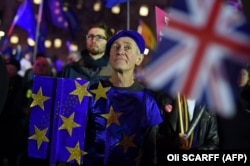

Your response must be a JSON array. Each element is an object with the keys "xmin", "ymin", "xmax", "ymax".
[
  {"xmin": 66, "ymin": 141, "xmax": 88, "ymax": 165},
  {"xmin": 30, "ymin": 87, "xmax": 50, "ymax": 111},
  {"xmin": 28, "ymin": 125, "xmax": 49, "ymax": 149},
  {"xmin": 58, "ymin": 112, "xmax": 81, "ymax": 136},
  {"xmin": 90, "ymin": 82, "xmax": 110, "ymax": 102},
  {"xmin": 70, "ymin": 81, "xmax": 92, "ymax": 104},
  {"xmin": 116, "ymin": 133, "xmax": 136, "ymax": 153},
  {"xmin": 100, "ymin": 106, "xmax": 123, "ymax": 128}
]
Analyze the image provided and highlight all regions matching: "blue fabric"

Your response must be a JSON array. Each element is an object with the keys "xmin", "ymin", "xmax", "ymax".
[
  {"xmin": 28, "ymin": 76, "xmax": 90, "ymax": 165},
  {"xmin": 14, "ymin": 0, "xmax": 36, "ymax": 40},
  {"xmin": 105, "ymin": 30, "xmax": 145, "ymax": 55},
  {"xmin": 104, "ymin": 0, "xmax": 131, "ymax": 8},
  {"xmin": 44, "ymin": 0, "xmax": 80, "ymax": 39},
  {"xmin": 84, "ymin": 80, "xmax": 162, "ymax": 165}
]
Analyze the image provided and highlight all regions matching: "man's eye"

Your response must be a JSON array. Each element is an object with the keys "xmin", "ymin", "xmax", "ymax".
[
  {"xmin": 124, "ymin": 46, "xmax": 131, "ymax": 50},
  {"xmin": 112, "ymin": 45, "xmax": 120, "ymax": 49}
]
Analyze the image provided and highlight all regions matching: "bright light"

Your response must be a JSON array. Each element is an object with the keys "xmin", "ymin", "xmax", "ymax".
[
  {"xmin": 0, "ymin": 31, "xmax": 5, "ymax": 37},
  {"xmin": 27, "ymin": 38, "xmax": 35, "ymax": 46},
  {"xmin": 111, "ymin": 6, "xmax": 120, "ymax": 14},
  {"xmin": 69, "ymin": 44, "xmax": 78, "ymax": 51},
  {"xmin": 93, "ymin": 1, "xmax": 101, "ymax": 11},
  {"xmin": 144, "ymin": 48, "xmax": 149, "ymax": 55},
  {"xmin": 45, "ymin": 40, "xmax": 52, "ymax": 48},
  {"xmin": 139, "ymin": 5, "xmax": 149, "ymax": 17},
  {"xmin": 54, "ymin": 38, "xmax": 62, "ymax": 48},
  {"xmin": 10, "ymin": 35, "xmax": 19, "ymax": 44},
  {"xmin": 33, "ymin": 0, "xmax": 41, "ymax": 5}
]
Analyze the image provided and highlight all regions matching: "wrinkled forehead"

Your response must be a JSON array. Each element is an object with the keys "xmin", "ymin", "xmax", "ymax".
[{"xmin": 112, "ymin": 36, "xmax": 137, "ymax": 46}]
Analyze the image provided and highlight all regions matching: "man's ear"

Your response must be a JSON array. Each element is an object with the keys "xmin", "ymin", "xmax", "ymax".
[{"xmin": 135, "ymin": 54, "xmax": 144, "ymax": 66}]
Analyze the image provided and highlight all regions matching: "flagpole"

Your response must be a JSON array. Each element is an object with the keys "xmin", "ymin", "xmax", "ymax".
[
  {"xmin": 33, "ymin": 0, "xmax": 44, "ymax": 62},
  {"xmin": 127, "ymin": 0, "xmax": 130, "ymax": 30}
]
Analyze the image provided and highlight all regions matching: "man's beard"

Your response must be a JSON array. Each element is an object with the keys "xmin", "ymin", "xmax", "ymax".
[{"xmin": 89, "ymin": 48, "xmax": 102, "ymax": 55}]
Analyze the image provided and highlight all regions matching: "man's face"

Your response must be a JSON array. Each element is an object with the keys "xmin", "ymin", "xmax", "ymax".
[
  {"xmin": 109, "ymin": 37, "xmax": 143, "ymax": 72},
  {"xmin": 86, "ymin": 28, "xmax": 107, "ymax": 56},
  {"xmin": 238, "ymin": 69, "xmax": 250, "ymax": 87},
  {"xmin": 33, "ymin": 57, "xmax": 50, "ymax": 76}
]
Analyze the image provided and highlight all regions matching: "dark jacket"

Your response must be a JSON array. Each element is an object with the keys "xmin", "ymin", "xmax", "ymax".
[
  {"xmin": 155, "ymin": 93, "xmax": 219, "ymax": 165},
  {"xmin": 62, "ymin": 49, "xmax": 112, "ymax": 83},
  {"xmin": 0, "ymin": 55, "xmax": 8, "ymax": 115}
]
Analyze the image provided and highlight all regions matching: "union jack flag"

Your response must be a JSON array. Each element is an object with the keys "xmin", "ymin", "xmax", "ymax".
[{"xmin": 141, "ymin": 0, "xmax": 250, "ymax": 118}]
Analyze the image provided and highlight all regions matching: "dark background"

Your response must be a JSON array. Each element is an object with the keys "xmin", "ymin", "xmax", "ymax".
[{"xmin": 0, "ymin": 0, "xmax": 171, "ymax": 61}]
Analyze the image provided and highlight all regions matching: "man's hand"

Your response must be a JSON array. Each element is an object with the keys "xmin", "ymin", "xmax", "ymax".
[{"xmin": 177, "ymin": 133, "xmax": 190, "ymax": 150}]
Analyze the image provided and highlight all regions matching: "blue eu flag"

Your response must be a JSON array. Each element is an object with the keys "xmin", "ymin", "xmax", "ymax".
[
  {"xmin": 13, "ymin": 0, "xmax": 36, "ymax": 40},
  {"xmin": 105, "ymin": 0, "xmax": 132, "ymax": 8},
  {"xmin": 28, "ymin": 76, "xmax": 91, "ymax": 165}
]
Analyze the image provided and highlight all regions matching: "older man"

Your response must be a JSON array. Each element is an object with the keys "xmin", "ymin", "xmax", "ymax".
[{"xmin": 84, "ymin": 30, "xmax": 163, "ymax": 166}]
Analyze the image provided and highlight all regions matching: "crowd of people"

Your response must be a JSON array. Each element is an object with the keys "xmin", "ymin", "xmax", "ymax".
[{"xmin": 0, "ymin": 22, "xmax": 250, "ymax": 166}]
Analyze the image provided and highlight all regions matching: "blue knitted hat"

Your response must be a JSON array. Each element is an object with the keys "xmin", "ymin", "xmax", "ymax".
[{"xmin": 105, "ymin": 30, "xmax": 145, "ymax": 55}]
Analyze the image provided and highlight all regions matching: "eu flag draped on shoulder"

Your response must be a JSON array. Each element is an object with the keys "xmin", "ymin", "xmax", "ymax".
[{"xmin": 141, "ymin": 0, "xmax": 250, "ymax": 118}]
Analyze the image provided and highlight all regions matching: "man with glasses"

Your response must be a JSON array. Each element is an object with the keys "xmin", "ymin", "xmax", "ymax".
[{"xmin": 62, "ymin": 23, "xmax": 113, "ymax": 83}]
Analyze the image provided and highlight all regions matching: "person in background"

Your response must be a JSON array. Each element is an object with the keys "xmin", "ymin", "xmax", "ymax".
[
  {"xmin": 17, "ymin": 56, "xmax": 52, "ymax": 166},
  {"xmin": 217, "ymin": 64, "xmax": 250, "ymax": 150},
  {"xmin": 62, "ymin": 23, "xmax": 113, "ymax": 82},
  {"xmin": 155, "ymin": 92, "xmax": 219, "ymax": 165},
  {"xmin": 237, "ymin": 65, "xmax": 250, "ymax": 111},
  {"xmin": 18, "ymin": 51, "xmax": 32, "ymax": 77},
  {"xmin": 83, "ymin": 30, "xmax": 163, "ymax": 166},
  {"xmin": 0, "ymin": 58, "xmax": 23, "ymax": 166},
  {"xmin": 67, "ymin": 50, "xmax": 81, "ymax": 64},
  {"xmin": 0, "ymin": 54, "xmax": 9, "ymax": 115}
]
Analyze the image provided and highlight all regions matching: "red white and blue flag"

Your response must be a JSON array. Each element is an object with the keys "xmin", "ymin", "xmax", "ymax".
[{"xmin": 141, "ymin": 0, "xmax": 250, "ymax": 118}]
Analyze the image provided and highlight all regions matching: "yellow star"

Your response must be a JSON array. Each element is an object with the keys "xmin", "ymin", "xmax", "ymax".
[
  {"xmin": 70, "ymin": 81, "xmax": 92, "ymax": 104},
  {"xmin": 116, "ymin": 133, "xmax": 137, "ymax": 153},
  {"xmin": 28, "ymin": 125, "xmax": 49, "ymax": 149},
  {"xmin": 90, "ymin": 82, "xmax": 110, "ymax": 102},
  {"xmin": 66, "ymin": 141, "xmax": 88, "ymax": 165},
  {"xmin": 100, "ymin": 106, "xmax": 123, "ymax": 128},
  {"xmin": 58, "ymin": 112, "xmax": 81, "ymax": 136},
  {"xmin": 30, "ymin": 87, "xmax": 50, "ymax": 111}
]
